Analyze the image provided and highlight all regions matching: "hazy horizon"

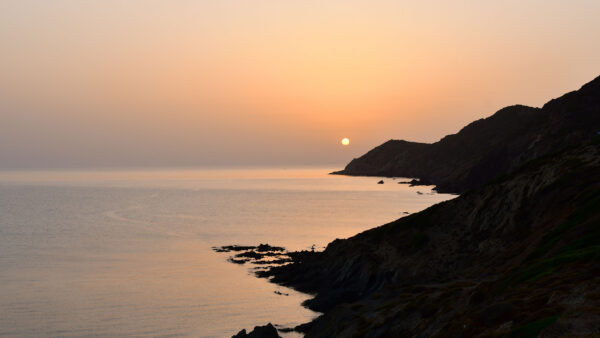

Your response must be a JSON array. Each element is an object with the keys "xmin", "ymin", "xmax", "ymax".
[{"xmin": 2, "ymin": 0, "xmax": 600, "ymax": 169}]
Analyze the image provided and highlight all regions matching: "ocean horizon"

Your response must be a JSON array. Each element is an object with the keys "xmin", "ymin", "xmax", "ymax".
[{"xmin": 0, "ymin": 168, "xmax": 453, "ymax": 337}]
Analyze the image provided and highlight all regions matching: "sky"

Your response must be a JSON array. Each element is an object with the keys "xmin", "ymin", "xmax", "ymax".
[{"xmin": 1, "ymin": 0, "xmax": 599, "ymax": 169}]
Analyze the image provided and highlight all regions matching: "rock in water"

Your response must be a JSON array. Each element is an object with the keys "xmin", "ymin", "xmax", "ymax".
[
  {"xmin": 377, "ymin": 180, "xmax": 384, "ymax": 184},
  {"xmin": 256, "ymin": 243, "xmax": 285, "ymax": 252},
  {"xmin": 232, "ymin": 323, "xmax": 281, "ymax": 338}
]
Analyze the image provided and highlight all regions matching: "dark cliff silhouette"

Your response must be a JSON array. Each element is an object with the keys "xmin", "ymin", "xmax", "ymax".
[
  {"xmin": 334, "ymin": 75, "xmax": 600, "ymax": 194},
  {"xmin": 231, "ymin": 75, "xmax": 600, "ymax": 337},
  {"xmin": 268, "ymin": 144, "xmax": 600, "ymax": 336}
]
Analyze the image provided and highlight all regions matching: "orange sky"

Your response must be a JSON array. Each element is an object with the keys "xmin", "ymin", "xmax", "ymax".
[{"xmin": 1, "ymin": 1, "xmax": 599, "ymax": 168}]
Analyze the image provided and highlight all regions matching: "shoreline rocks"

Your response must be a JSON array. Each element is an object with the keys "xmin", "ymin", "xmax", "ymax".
[
  {"xmin": 223, "ymin": 144, "xmax": 600, "ymax": 337},
  {"xmin": 213, "ymin": 244, "xmax": 294, "ymax": 267},
  {"xmin": 232, "ymin": 323, "xmax": 281, "ymax": 338}
]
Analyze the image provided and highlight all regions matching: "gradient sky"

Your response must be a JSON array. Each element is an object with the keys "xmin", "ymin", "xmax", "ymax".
[{"xmin": 1, "ymin": 0, "xmax": 599, "ymax": 169}]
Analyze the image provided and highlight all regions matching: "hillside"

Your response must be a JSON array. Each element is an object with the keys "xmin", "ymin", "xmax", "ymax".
[
  {"xmin": 333, "ymin": 76, "xmax": 600, "ymax": 194},
  {"xmin": 229, "ymin": 76, "xmax": 600, "ymax": 337},
  {"xmin": 266, "ymin": 143, "xmax": 600, "ymax": 337}
]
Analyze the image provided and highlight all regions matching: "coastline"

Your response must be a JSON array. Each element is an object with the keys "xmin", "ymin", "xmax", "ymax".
[{"xmin": 230, "ymin": 144, "xmax": 600, "ymax": 337}]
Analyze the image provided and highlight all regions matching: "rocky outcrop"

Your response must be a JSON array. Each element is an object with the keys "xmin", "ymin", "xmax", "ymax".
[
  {"xmin": 212, "ymin": 244, "xmax": 292, "ymax": 266},
  {"xmin": 232, "ymin": 323, "xmax": 281, "ymax": 338},
  {"xmin": 333, "ymin": 75, "xmax": 600, "ymax": 194},
  {"xmin": 228, "ymin": 76, "xmax": 600, "ymax": 336},
  {"xmin": 261, "ymin": 144, "xmax": 600, "ymax": 337}
]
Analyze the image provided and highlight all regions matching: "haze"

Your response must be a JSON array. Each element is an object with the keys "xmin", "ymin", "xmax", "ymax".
[{"xmin": 1, "ymin": 0, "xmax": 599, "ymax": 169}]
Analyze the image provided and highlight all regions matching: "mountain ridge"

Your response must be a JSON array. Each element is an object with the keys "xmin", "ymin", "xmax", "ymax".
[
  {"xmin": 266, "ymin": 142, "xmax": 600, "ymax": 337},
  {"xmin": 231, "ymin": 75, "xmax": 600, "ymax": 337},
  {"xmin": 333, "ymin": 75, "xmax": 600, "ymax": 194}
]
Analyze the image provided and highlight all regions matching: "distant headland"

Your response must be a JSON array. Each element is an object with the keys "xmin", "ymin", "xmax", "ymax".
[{"xmin": 332, "ymin": 75, "xmax": 600, "ymax": 194}]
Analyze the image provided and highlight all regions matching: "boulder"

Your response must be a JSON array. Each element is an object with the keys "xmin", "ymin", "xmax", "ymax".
[{"xmin": 232, "ymin": 323, "xmax": 281, "ymax": 338}]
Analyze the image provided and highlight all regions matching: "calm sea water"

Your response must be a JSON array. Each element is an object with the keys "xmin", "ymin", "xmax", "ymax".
[{"xmin": 0, "ymin": 168, "xmax": 453, "ymax": 337}]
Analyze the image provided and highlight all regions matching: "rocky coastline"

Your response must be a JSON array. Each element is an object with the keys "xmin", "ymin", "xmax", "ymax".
[
  {"xmin": 225, "ymin": 76, "xmax": 600, "ymax": 337},
  {"xmin": 332, "ymin": 75, "xmax": 600, "ymax": 195}
]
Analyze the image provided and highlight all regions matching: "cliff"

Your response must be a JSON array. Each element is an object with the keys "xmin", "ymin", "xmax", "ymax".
[
  {"xmin": 231, "ymin": 76, "xmax": 600, "ymax": 337},
  {"xmin": 333, "ymin": 76, "xmax": 600, "ymax": 194},
  {"xmin": 267, "ymin": 143, "xmax": 600, "ymax": 337}
]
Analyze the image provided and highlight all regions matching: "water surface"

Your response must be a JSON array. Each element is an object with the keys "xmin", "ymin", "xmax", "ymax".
[{"xmin": 0, "ymin": 168, "xmax": 453, "ymax": 337}]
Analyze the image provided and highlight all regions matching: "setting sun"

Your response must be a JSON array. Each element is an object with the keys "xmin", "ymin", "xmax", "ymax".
[{"xmin": 1, "ymin": 1, "xmax": 599, "ymax": 336}]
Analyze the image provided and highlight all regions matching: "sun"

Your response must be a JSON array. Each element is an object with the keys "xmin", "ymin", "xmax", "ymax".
[{"xmin": 341, "ymin": 138, "xmax": 350, "ymax": 146}]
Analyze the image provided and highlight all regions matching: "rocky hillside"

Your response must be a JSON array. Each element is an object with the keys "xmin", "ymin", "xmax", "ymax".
[
  {"xmin": 265, "ymin": 143, "xmax": 600, "ymax": 337},
  {"xmin": 333, "ymin": 76, "xmax": 600, "ymax": 194},
  {"xmin": 231, "ymin": 76, "xmax": 600, "ymax": 337}
]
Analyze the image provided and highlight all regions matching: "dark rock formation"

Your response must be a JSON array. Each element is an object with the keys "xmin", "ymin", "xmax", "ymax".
[
  {"xmin": 228, "ymin": 257, "xmax": 250, "ymax": 264},
  {"xmin": 333, "ymin": 75, "xmax": 600, "ymax": 194},
  {"xmin": 235, "ymin": 251, "xmax": 265, "ymax": 259},
  {"xmin": 256, "ymin": 244, "xmax": 285, "ymax": 252},
  {"xmin": 215, "ymin": 245, "xmax": 292, "ymax": 269},
  {"xmin": 229, "ymin": 76, "xmax": 600, "ymax": 336},
  {"xmin": 265, "ymin": 144, "xmax": 600, "ymax": 337},
  {"xmin": 213, "ymin": 245, "xmax": 257, "ymax": 252},
  {"xmin": 377, "ymin": 180, "xmax": 384, "ymax": 184},
  {"xmin": 213, "ymin": 244, "xmax": 286, "ymax": 254},
  {"xmin": 232, "ymin": 323, "xmax": 281, "ymax": 338}
]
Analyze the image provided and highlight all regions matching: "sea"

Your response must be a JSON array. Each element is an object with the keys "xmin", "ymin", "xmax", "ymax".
[{"xmin": 0, "ymin": 168, "xmax": 454, "ymax": 337}]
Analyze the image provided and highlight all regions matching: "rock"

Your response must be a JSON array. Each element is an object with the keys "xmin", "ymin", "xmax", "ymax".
[
  {"xmin": 227, "ymin": 257, "xmax": 249, "ymax": 264},
  {"xmin": 213, "ymin": 245, "xmax": 256, "ymax": 252},
  {"xmin": 235, "ymin": 251, "xmax": 264, "ymax": 259},
  {"xmin": 232, "ymin": 323, "xmax": 281, "ymax": 338},
  {"xmin": 215, "ymin": 244, "xmax": 292, "ymax": 267},
  {"xmin": 259, "ymin": 144, "xmax": 600, "ymax": 337},
  {"xmin": 233, "ymin": 329, "xmax": 247, "ymax": 337},
  {"xmin": 252, "ymin": 258, "xmax": 292, "ymax": 265},
  {"xmin": 477, "ymin": 302, "xmax": 516, "ymax": 326},
  {"xmin": 256, "ymin": 244, "xmax": 285, "ymax": 252},
  {"xmin": 332, "ymin": 75, "xmax": 600, "ymax": 194},
  {"xmin": 377, "ymin": 180, "xmax": 384, "ymax": 184},
  {"xmin": 408, "ymin": 179, "xmax": 423, "ymax": 186}
]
